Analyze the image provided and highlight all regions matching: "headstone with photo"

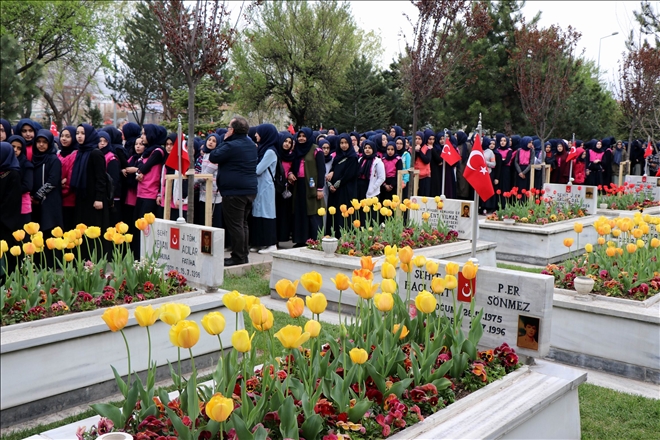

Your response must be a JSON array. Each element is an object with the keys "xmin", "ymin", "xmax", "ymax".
[
  {"xmin": 400, "ymin": 261, "xmax": 554, "ymax": 358},
  {"xmin": 624, "ymin": 175, "xmax": 660, "ymax": 201},
  {"xmin": 542, "ymin": 183, "xmax": 598, "ymax": 215},
  {"xmin": 408, "ymin": 196, "xmax": 477, "ymax": 240},
  {"xmin": 141, "ymin": 219, "xmax": 225, "ymax": 291}
]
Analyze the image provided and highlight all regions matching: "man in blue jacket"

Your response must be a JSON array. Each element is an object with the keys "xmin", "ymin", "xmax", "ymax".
[{"xmin": 209, "ymin": 116, "xmax": 257, "ymax": 266}]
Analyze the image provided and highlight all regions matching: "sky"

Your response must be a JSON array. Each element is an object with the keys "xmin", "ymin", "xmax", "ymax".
[{"xmin": 349, "ymin": 0, "xmax": 652, "ymax": 85}]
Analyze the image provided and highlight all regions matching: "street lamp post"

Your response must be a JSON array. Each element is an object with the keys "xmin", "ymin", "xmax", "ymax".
[{"xmin": 597, "ymin": 31, "xmax": 619, "ymax": 74}]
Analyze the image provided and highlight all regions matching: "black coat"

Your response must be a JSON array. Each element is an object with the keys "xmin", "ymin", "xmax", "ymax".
[
  {"xmin": 74, "ymin": 148, "xmax": 109, "ymax": 229},
  {"xmin": 209, "ymin": 134, "xmax": 258, "ymax": 197},
  {"xmin": 32, "ymin": 154, "xmax": 63, "ymax": 230}
]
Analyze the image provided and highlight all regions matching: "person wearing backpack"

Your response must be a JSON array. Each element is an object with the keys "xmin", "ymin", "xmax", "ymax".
[
  {"xmin": 275, "ymin": 131, "xmax": 295, "ymax": 244},
  {"xmin": 250, "ymin": 123, "xmax": 278, "ymax": 254}
]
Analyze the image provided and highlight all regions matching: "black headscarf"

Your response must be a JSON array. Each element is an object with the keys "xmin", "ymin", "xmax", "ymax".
[
  {"xmin": 71, "ymin": 124, "xmax": 100, "ymax": 194},
  {"xmin": 142, "ymin": 124, "xmax": 167, "ymax": 158},
  {"xmin": 255, "ymin": 123, "xmax": 278, "ymax": 161},
  {"xmin": 248, "ymin": 126, "xmax": 258, "ymax": 144},
  {"xmin": 294, "ymin": 127, "xmax": 315, "ymax": 160},
  {"xmin": 277, "ymin": 132, "xmax": 295, "ymax": 162},
  {"xmin": 17, "ymin": 119, "xmax": 38, "ymax": 147},
  {"xmin": 121, "ymin": 122, "xmax": 141, "ymax": 156},
  {"xmin": 98, "ymin": 130, "xmax": 115, "ymax": 156},
  {"xmin": 103, "ymin": 125, "xmax": 126, "ymax": 159},
  {"xmin": 335, "ymin": 133, "xmax": 357, "ymax": 161},
  {"xmin": 326, "ymin": 135, "xmax": 339, "ymax": 153},
  {"xmin": 383, "ymin": 140, "xmax": 399, "ymax": 161},
  {"xmin": 358, "ymin": 140, "xmax": 377, "ymax": 179},
  {"xmin": 58, "ymin": 126, "xmax": 79, "ymax": 157},
  {"xmin": 0, "ymin": 119, "xmax": 12, "ymax": 140},
  {"xmin": 0, "ymin": 141, "xmax": 20, "ymax": 172},
  {"xmin": 32, "ymin": 129, "xmax": 57, "ymax": 167},
  {"xmin": 394, "ymin": 136, "xmax": 407, "ymax": 157}
]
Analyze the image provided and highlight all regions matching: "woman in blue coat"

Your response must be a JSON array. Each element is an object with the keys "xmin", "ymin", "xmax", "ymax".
[{"xmin": 250, "ymin": 123, "xmax": 278, "ymax": 253}]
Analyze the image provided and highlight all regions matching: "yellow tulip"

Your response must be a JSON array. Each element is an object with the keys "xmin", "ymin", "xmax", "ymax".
[
  {"xmin": 85, "ymin": 226, "xmax": 101, "ymax": 239},
  {"xmin": 636, "ymin": 239, "xmax": 645, "ymax": 249},
  {"xmin": 331, "ymin": 273, "xmax": 350, "ymax": 291},
  {"xmin": 351, "ymin": 199, "xmax": 361, "ymax": 210},
  {"xmin": 353, "ymin": 219, "xmax": 361, "ymax": 228},
  {"xmin": 306, "ymin": 292, "xmax": 328, "ymax": 314},
  {"xmin": 24, "ymin": 222, "xmax": 40, "ymax": 236},
  {"xmin": 45, "ymin": 237, "xmax": 56, "ymax": 250},
  {"xmin": 101, "ymin": 306, "xmax": 129, "ymax": 332},
  {"xmin": 384, "ymin": 244, "xmax": 398, "ymax": 257},
  {"xmin": 135, "ymin": 218, "xmax": 148, "ymax": 231},
  {"xmin": 125, "ymin": 234, "xmax": 133, "ymax": 243},
  {"xmin": 52, "ymin": 227, "xmax": 63, "ymax": 238},
  {"xmin": 612, "ymin": 229, "xmax": 621, "ymax": 238},
  {"xmin": 249, "ymin": 304, "xmax": 269, "ymax": 326},
  {"xmin": 305, "ymin": 319, "xmax": 321, "ymax": 338},
  {"xmin": 116, "ymin": 222, "xmax": 129, "ymax": 234},
  {"xmin": 317, "ymin": 207, "xmax": 326, "ymax": 217},
  {"xmin": 597, "ymin": 237, "xmax": 606, "ymax": 245},
  {"xmin": 64, "ymin": 252, "xmax": 74, "ymax": 262},
  {"xmin": 347, "ymin": 207, "xmax": 355, "ymax": 215},
  {"xmin": 222, "ymin": 291, "xmax": 246, "ymax": 313},
  {"xmin": 328, "ymin": 206, "xmax": 336, "ymax": 215},
  {"xmin": 392, "ymin": 195, "xmax": 400, "ymax": 203},
  {"xmin": 76, "ymin": 223, "xmax": 87, "ymax": 233},
  {"xmin": 425, "ymin": 260, "xmax": 439, "ymax": 275},
  {"xmin": 112, "ymin": 234, "xmax": 126, "ymax": 245},
  {"xmin": 374, "ymin": 293, "xmax": 394, "ymax": 312},
  {"xmin": 286, "ymin": 296, "xmax": 305, "ymax": 318},
  {"xmin": 461, "ymin": 261, "xmax": 478, "ymax": 280},
  {"xmin": 31, "ymin": 235, "xmax": 44, "ymax": 249},
  {"xmin": 169, "ymin": 320, "xmax": 200, "ymax": 349},
  {"xmin": 360, "ymin": 256, "xmax": 375, "ymax": 271},
  {"xmin": 22, "ymin": 242, "xmax": 36, "ymax": 256},
  {"xmin": 431, "ymin": 276, "xmax": 446, "ymax": 293},
  {"xmin": 350, "ymin": 278, "xmax": 379, "ymax": 300},
  {"xmin": 381, "ymin": 262, "xmax": 396, "ymax": 279},
  {"xmin": 626, "ymin": 243, "xmax": 636, "ymax": 254},
  {"xmin": 144, "ymin": 212, "xmax": 156, "ymax": 224},
  {"xmin": 631, "ymin": 228, "xmax": 643, "ymax": 239},
  {"xmin": 606, "ymin": 247, "xmax": 616, "ymax": 257},
  {"xmin": 400, "ymin": 204, "xmax": 408, "ymax": 212},
  {"xmin": 135, "ymin": 305, "xmax": 160, "ymax": 327},
  {"xmin": 275, "ymin": 279, "xmax": 299, "ymax": 299},
  {"xmin": 400, "ymin": 262, "xmax": 413, "ymax": 273},
  {"xmin": 573, "ymin": 223, "xmax": 583, "ymax": 233},
  {"xmin": 422, "ymin": 212, "xmax": 431, "ymax": 222},
  {"xmin": 616, "ymin": 247, "xmax": 623, "ymax": 256},
  {"xmin": 274, "ymin": 325, "xmax": 310, "ymax": 349},
  {"xmin": 349, "ymin": 347, "xmax": 368, "ymax": 364},
  {"xmin": 445, "ymin": 262, "xmax": 459, "ymax": 276},
  {"xmin": 413, "ymin": 255, "xmax": 427, "ymax": 268},
  {"xmin": 206, "ymin": 393, "xmax": 234, "ymax": 422},
  {"xmin": 651, "ymin": 238, "xmax": 660, "ymax": 248},
  {"xmin": 415, "ymin": 290, "xmax": 437, "ymax": 314},
  {"xmin": 0, "ymin": 240, "xmax": 7, "ymax": 256},
  {"xmin": 73, "ymin": 228, "xmax": 83, "ymax": 239},
  {"xmin": 10, "ymin": 246, "xmax": 21, "ymax": 257},
  {"xmin": 232, "ymin": 330, "xmax": 253, "ymax": 352},
  {"xmin": 300, "ymin": 271, "xmax": 322, "ymax": 293},
  {"xmin": 54, "ymin": 237, "xmax": 66, "ymax": 251},
  {"xmin": 201, "ymin": 311, "xmax": 226, "ymax": 335},
  {"xmin": 380, "ymin": 278, "xmax": 397, "ymax": 294},
  {"xmin": 398, "ymin": 246, "xmax": 413, "ymax": 264},
  {"xmin": 563, "ymin": 237, "xmax": 574, "ymax": 248},
  {"xmin": 380, "ymin": 207, "xmax": 389, "ymax": 217},
  {"xmin": 445, "ymin": 275, "xmax": 458, "ymax": 290},
  {"xmin": 159, "ymin": 303, "xmax": 191, "ymax": 325},
  {"xmin": 13, "ymin": 230, "xmax": 25, "ymax": 241},
  {"xmin": 243, "ymin": 295, "xmax": 261, "ymax": 312},
  {"xmin": 585, "ymin": 243, "xmax": 593, "ymax": 253},
  {"xmin": 254, "ymin": 309, "xmax": 274, "ymax": 331},
  {"xmin": 392, "ymin": 324, "xmax": 409, "ymax": 339}
]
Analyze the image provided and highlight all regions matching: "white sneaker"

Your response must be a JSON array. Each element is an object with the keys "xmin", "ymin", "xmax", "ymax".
[
  {"xmin": 258, "ymin": 245, "xmax": 278, "ymax": 254},
  {"xmin": 250, "ymin": 247, "xmax": 261, "ymax": 252}
]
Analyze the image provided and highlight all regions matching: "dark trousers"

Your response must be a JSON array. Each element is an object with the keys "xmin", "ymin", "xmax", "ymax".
[{"xmin": 222, "ymin": 194, "xmax": 255, "ymax": 262}]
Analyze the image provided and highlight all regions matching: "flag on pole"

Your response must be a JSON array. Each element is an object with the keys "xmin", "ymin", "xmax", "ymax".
[
  {"xmin": 165, "ymin": 134, "xmax": 190, "ymax": 172},
  {"xmin": 462, "ymin": 133, "xmax": 494, "ymax": 202},
  {"xmin": 287, "ymin": 123, "xmax": 296, "ymax": 135},
  {"xmin": 441, "ymin": 135, "xmax": 460, "ymax": 166},
  {"xmin": 644, "ymin": 141, "xmax": 654, "ymax": 158},
  {"xmin": 566, "ymin": 140, "xmax": 579, "ymax": 162},
  {"xmin": 49, "ymin": 121, "xmax": 59, "ymax": 137}
]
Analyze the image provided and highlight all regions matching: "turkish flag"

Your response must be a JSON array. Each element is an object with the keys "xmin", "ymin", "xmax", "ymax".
[
  {"xmin": 164, "ymin": 134, "xmax": 190, "ymax": 172},
  {"xmin": 457, "ymin": 272, "xmax": 476, "ymax": 303},
  {"xmin": 287, "ymin": 123, "xmax": 296, "ymax": 135},
  {"xmin": 50, "ymin": 121, "xmax": 59, "ymax": 137},
  {"xmin": 566, "ymin": 140, "xmax": 579, "ymax": 162},
  {"xmin": 170, "ymin": 227, "xmax": 180, "ymax": 250},
  {"xmin": 462, "ymin": 134, "xmax": 494, "ymax": 202},
  {"xmin": 644, "ymin": 141, "xmax": 654, "ymax": 158},
  {"xmin": 441, "ymin": 136, "xmax": 460, "ymax": 166}
]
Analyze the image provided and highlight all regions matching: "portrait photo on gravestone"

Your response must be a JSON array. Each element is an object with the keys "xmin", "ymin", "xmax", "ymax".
[
  {"xmin": 201, "ymin": 230, "xmax": 213, "ymax": 255},
  {"xmin": 517, "ymin": 315, "xmax": 540, "ymax": 351}
]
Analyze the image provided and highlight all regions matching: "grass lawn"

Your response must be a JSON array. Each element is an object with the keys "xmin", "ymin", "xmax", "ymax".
[
  {"xmin": 220, "ymin": 267, "xmax": 271, "ymax": 297},
  {"xmin": 496, "ymin": 262, "xmax": 545, "ymax": 274}
]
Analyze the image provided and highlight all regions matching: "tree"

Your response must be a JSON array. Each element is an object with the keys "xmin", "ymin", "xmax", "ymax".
[
  {"xmin": 511, "ymin": 22, "xmax": 582, "ymax": 141},
  {"xmin": 402, "ymin": 0, "xmax": 491, "ymax": 172},
  {"xmin": 326, "ymin": 56, "xmax": 391, "ymax": 133},
  {"xmin": 152, "ymin": 0, "xmax": 238, "ymax": 223},
  {"xmin": 0, "ymin": 34, "xmax": 42, "ymax": 121},
  {"xmin": 164, "ymin": 76, "xmax": 231, "ymax": 134},
  {"xmin": 631, "ymin": 0, "xmax": 659, "ymax": 48},
  {"xmin": 83, "ymin": 96, "xmax": 104, "ymax": 128},
  {"xmin": 232, "ymin": 0, "xmax": 361, "ymax": 128},
  {"xmin": 106, "ymin": 1, "xmax": 184, "ymax": 125},
  {"xmin": 381, "ymin": 60, "xmax": 413, "ymax": 131}
]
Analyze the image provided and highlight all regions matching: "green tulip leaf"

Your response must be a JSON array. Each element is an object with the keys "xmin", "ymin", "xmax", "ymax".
[
  {"xmin": 110, "ymin": 365, "xmax": 128, "ymax": 398},
  {"xmin": 279, "ymin": 395, "xmax": 300, "ymax": 440},
  {"xmin": 301, "ymin": 413, "xmax": 324, "ymax": 440},
  {"xmin": 90, "ymin": 403, "xmax": 123, "ymax": 427}
]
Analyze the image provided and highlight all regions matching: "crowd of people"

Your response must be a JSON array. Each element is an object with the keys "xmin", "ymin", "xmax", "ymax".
[{"xmin": 1, "ymin": 114, "xmax": 659, "ymax": 267}]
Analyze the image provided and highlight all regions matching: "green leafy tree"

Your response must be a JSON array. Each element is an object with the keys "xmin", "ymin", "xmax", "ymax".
[
  {"xmin": 381, "ymin": 60, "xmax": 412, "ymax": 131},
  {"xmin": 0, "ymin": 34, "xmax": 42, "ymax": 120},
  {"xmin": 83, "ymin": 95, "xmax": 104, "ymax": 128},
  {"xmin": 232, "ymin": 0, "xmax": 361, "ymax": 128},
  {"xmin": 327, "ymin": 56, "xmax": 391, "ymax": 133},
  {"xmin": 165, "ymin": 76, "xmax": 230, "ymax": 134}
]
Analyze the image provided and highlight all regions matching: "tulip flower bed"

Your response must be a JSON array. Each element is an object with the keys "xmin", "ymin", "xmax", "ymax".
[
  {"xmin": 307, "ymin": 196, "xmax": 459, "ymax": 256},
  {"xmin": 486, "ymin": 187, "xmax": 588, "ymax": 224},
  {"xmin": 80, "ymin": 248, "xmax": 521, "ymax": 440},
  {"xmin": 597, "ymin": 182, "xmax": 660, "ymax": 210},
  {"xmin": 544, "ymin": 214, "xmax": 660, "ymax": 301},
  {"xmin": 0, "ymin": 214, "xmax": 190, "ymax": 326}
]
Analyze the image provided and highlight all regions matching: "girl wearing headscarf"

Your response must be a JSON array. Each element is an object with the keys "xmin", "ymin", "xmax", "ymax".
[
  {"xmin": 610, "ymin": 140, "xmax": 629, "ymax": 185},
  {"xmin": 555, "ymin": 141, "xmax": 570, "ymax": 184},
  {"xmin": 414, "ymin": 131, "xmax": 432, "ymax": 196},
  {"xmin": 430, "ymin": 131, "xmax": 457, "ymax": 199},
  {"xmin": 158, "ymin": 133, "xmax": 188, "ymax": 221},
  {"xmin": 0, "ymin": 118, "xmax": 12, "ymax": 141},
  {"xmin": 321, "ymin": 136, "xmax": 336, "ymax": 212},
  {"xmin": 357, "ymin": 140, "xmax": 385, "ymax": 200},
  {"xmin": 276, "ymin": 132, "xmax": 295, "ymax": 243},
  {"xmin": 514, "ymin": 136, "xmax": 534, "ymax": 193},
  {"xmin": 455, "ymin": 131, "xmax": 472, "ymax": 200},
  {"xmin": 17, "ymin": 119, "xmax": 39, "ymax": 162},
  {"xmin": 198, "ymin": 133, "xmax": 223, "ymax": 227},
  {"xmin": 57, "ymin": 126, "xmax": 78, "ymax": 230},
  {"xmin": 250, "ymin": 123, "xmax": 279, "ymax": 253},
  {"xmin": 135, "ymin": 124, "xmax": 167, "ymax": 224},
  {"xmin": 545, "ymin": 142, "xmax": 557, "ymax": 183},
  {"xmin": 494, "ymin": 133, "xmax": 513, "ymax": 206},
  {"xmin": 481, "ymin": 136, "xmax": 499, "ymax": 213},
  {"xmin": 123, "ymin": 137, "xmax": 143, "ymax": 257},
  {"xmin": 585, "ymin": 139, "xmax": 609, "ymax": 189},
  {"xmin": 380, "ymin": 141, "xmax": 402, "ymax": 203},
  {"xmin": 7, "ymin": 135, "xmax": 33, "ymax": 224},
  {"xmin": 31, "ymin": 130, "xmax": 63, "ymax": 248},
  {"xmin": 326, "ymin": 133, "xmax": 359, "ymax": 237},
  {"xmin": 0, "ymin": 141, "xmax": 22, "ymax": 275},
  {"xmin": 573, "ymin": 148, "xmax": 587, "ymax": 184},
  {"xmin": 395, "ymin": 136, "xmax": 411, "ymax": 199},
  {"xmin": 71, "ymin": 124, "xmax": 108, "ymax": 230},
  {"xmin": 288, "ymin": 127, "xmax": 325, "ymax": 247},
  {"xmin": 98, "ymin": 131, "xmax": 122, "ymax": 225}
]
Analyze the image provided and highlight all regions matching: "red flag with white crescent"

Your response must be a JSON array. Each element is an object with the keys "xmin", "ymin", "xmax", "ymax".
[
  {"xmin": 566, "ymin": 140, "xmax": 579, "ymax": 162},
  {"xmin": 164, "ymin": 134, "xmax": 190, "ymax": 172},
  {"xmin": 50, "ymin": 121, "xmax": 59, "ymax": 137},
  {"xmin": 441, "ymin": 135, "xmax": 460, "ymax": 166},
  {"xmin": 462, "ymin": 134, "xmax": 494, "ymax": 202},
  {"xmin": 644, "ymin": 141, "xmax": 654, "ymax": 158},
  {"xmin": 457, "ymin": 272, "xmax": 476, "ymax": 303}
]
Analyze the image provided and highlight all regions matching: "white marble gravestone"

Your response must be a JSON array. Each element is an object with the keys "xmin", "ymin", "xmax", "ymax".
[
  {"xmin": 141, "ymin": 219, "xmax": 224, "ymax": 290},
  {"xmin": 542, "ymin": 183, "xmax": 598, "ymax": 215},
  {"xmin": 408, "ymin": 197, "xmax": 477, "ymax": 240},
  {"xmin": 624, "ymin": 175, "xmax": 660, "ymax": 201},
  {"xmin": 400, "ymin": 261, "xmax": 554, "ymax": 358}
]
